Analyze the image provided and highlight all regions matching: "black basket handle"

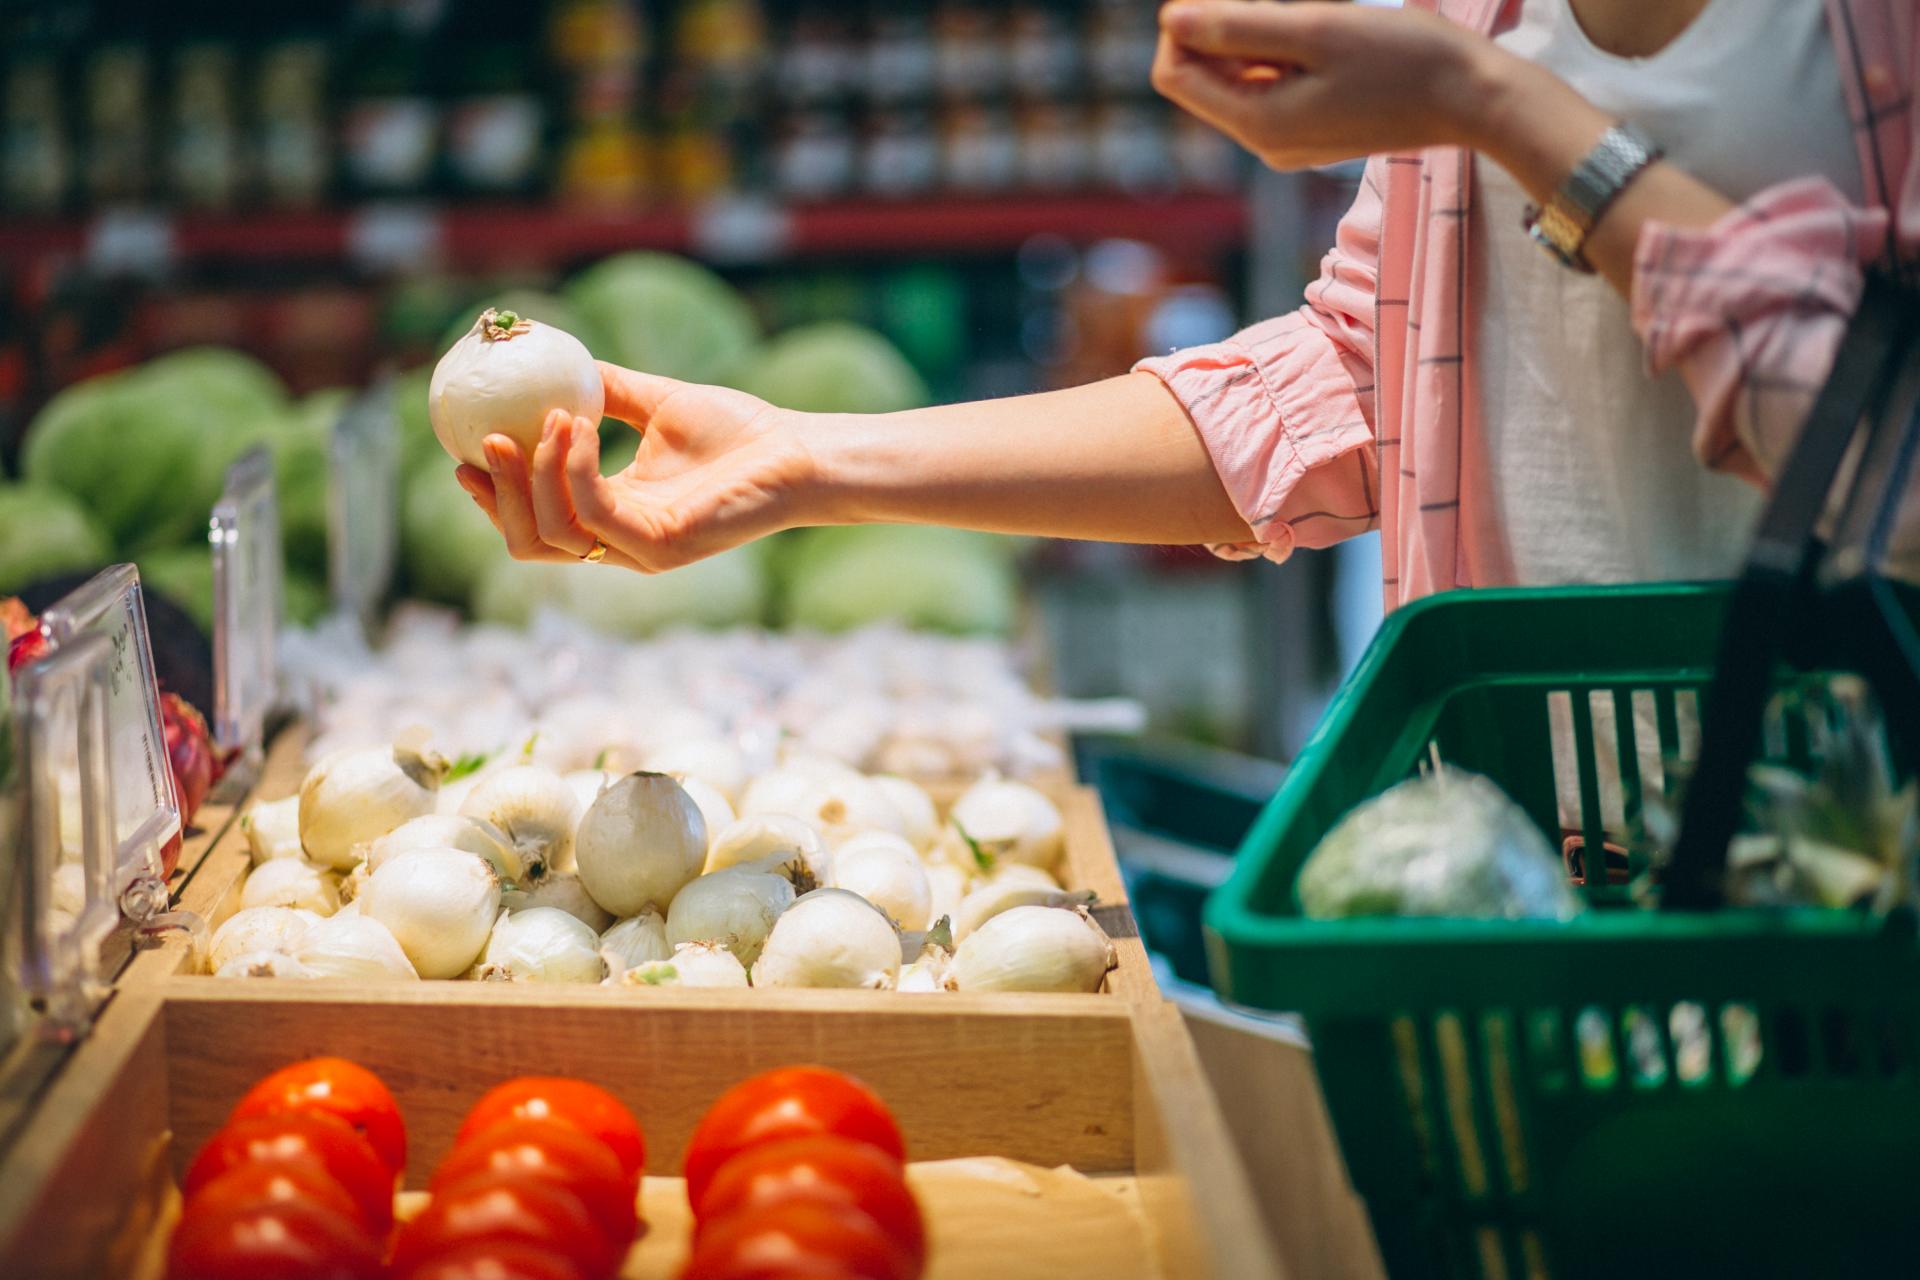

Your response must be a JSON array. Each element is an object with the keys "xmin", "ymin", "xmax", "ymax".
[{"xmin": 1664, "ymin": 272, "xmax": 1920, "ymax": 910}]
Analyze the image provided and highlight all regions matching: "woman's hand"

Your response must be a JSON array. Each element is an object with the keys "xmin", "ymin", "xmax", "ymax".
[
  {"xmin": 1152, "ymin": 1, "xmax": 1510, "ymax": 170},
  {"xmin": 456, "ymin": 364, "xmax": 818, "ymax": 572}
]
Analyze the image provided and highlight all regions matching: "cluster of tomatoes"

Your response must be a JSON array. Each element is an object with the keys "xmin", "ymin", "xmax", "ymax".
[
  {"xmin": 680, "ymin": 1065, "xmax": 925, "ymax": 1280},
  {"xmin": 166, "ymin": 1058, "xmax": 926, "ymax": 1280},
  {"xmin": 169, "ymin": 1058, "xmax": 644, "ymax": 1280}
]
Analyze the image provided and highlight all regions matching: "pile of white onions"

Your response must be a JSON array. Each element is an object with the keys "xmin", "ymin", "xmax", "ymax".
[
  {"xmin": 283, "ymin": 608, "xmax": 1146, "ymax": 785},
  {"xmin": 215, "ymin": 741, "xmax": 1114, "ymax": 995}
]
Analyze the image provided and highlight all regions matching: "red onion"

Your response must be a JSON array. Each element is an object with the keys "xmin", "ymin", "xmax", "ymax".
[{"xmin": 163, "ymin": 692, "xmax": 214, "ymax": 826}]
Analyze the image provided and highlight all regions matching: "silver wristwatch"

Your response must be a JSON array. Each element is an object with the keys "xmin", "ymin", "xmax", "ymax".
[{"xmin": 1522, "ymin": 122, "xmax": 1664, "ymax": 272}]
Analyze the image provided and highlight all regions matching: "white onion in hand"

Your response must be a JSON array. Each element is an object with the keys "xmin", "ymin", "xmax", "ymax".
[{"xmin": 428, "ymin": 308, "xmax": 604, "ymax": 469}]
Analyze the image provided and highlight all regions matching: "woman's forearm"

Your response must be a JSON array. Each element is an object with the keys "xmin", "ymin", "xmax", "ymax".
[
  {"xmin": 805, "ymin": 371, "xmax": 1257, "ymax": 546},
  {"xmin": 1468, "ymin": 53, "xmax": 1734, "ymax": 297}
]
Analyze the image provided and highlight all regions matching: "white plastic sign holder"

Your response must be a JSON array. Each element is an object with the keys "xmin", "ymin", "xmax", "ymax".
[
  {"xmin": 7, "ymin": 633, "xmax": 120, "ymax": 1040},
  {"xmin": 37, "ymin": 566, "xmax": 198, "ymax": 940},
  {"xmin": 210, "ymin": 446, "xmax": 283, "ymax": 771},
  {"xmin": 328, "ymin": 380, "xmax": 400, "ymax": 637}
]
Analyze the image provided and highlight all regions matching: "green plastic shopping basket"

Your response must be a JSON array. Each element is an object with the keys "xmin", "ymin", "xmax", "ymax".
[{"xmin": 1205, "ymin": 273, "xmax": 1920, "ymax": 1278}]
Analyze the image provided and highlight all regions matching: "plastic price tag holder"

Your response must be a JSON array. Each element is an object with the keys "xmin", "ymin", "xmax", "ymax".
[
  {"xmin": 210, "ymin": 446, "xmax": 283, "ymax": 767},
  {"xmin": 8, "ymin": 633, "xmax": 119, "ymax": 1039},
  {"xmin": 37, "ymin": 566, "xmax": 180, "ymax": 920},
  {"xmin": 328, "ymin": 381, "xmax": 400, "ymax": 637}
]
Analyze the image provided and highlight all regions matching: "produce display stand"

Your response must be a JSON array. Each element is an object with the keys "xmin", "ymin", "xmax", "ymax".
[
  {"xmin": 121, "ymin": 726, "xmax": 1160, "ymax": 1000},
  {"xmin": 0, "ymin": 986, "xmax": 1280, "ymax": 1279},
  {"xmin": 0, "ymin": 711, "xmax": 1292, "ymax": 1277}
]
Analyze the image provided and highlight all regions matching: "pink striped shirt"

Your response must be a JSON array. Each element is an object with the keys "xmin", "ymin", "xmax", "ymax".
[{"xmin": 1137, "ymin": 0, "xmax": 1916, "ymax": 609}]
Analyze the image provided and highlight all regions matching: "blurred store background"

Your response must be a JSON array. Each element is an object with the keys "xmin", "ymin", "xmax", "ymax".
[{"xmin": 0, "ymin": 0, "xmax": 1383, "ymax": 763}]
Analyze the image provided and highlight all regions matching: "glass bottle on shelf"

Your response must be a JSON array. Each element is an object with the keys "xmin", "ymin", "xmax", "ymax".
[
  {"xmin": 778, "ymin": 9, "xmax": 861, "ymax": 108},
  {"xmin": 168, "ymin": 43, "xmax": 243, "ymax": 212},
  {"xmin": 1015, "ymin": 100, "xmax": 1090, "ymax": 192},
  {"xmin": 256, "ymin": 40, "xmax": 332, "ymax": 209},
  {"xmin": 941, "ymin": 101, "xmax": 1018, "ymax": 195},
  {"xmin": 934, "ymin": 2, "xmax": 1007, "ymax": 104},
  {"xmin": 774, "ymin": 107, "xmax": 856, "ymax": 202},
  {"xmin": 1092, "ymin": 100, "xmax": 1175, "ymax": 194},
  {"xmin": 557, "ymin": 66, "xmax": 650, "ymax": 206},
  {"xmin": 866, "ymin": 11, "xmax": 937, "ymax": 107},
  {"xmin": 550, "ymin": 0, "xmax": 650, "ymax": 207},
  {"xmin": 1009, "ymin": 2, "xmax": 1080, "ymax": 102},
  {"xmin": 2, "ymin": 57, "xmax": 71, "ymax": 215},
  {"xmin": 1087, "ymin": 0, "xmax": 1158, "ymax": 98},
  {"xmin": 83, "ymin": 44, "xmax": 151, "ymax": 206},
  {"xmin": 655, "ymin": 74, "xmax": 735, "ymax": 204},
  {"xmin": 446, "ymin": 43, "xmax": 546, "ymax": 197},
  {"xmin": 860, "ymin": 106, "xmax": 939, "ymax": 199},
  {"xmin": 338, "ymin": 3, "xmax": 442, "ymax": 199}
]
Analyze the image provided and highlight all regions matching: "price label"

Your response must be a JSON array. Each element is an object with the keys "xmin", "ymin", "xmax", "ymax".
[
  {"xmin": 328, "ymin": 382, "xmax": 400, "ymax": 633},
  {"xmin": 85, "ymin": 207, "xmax": 176, "ymax": 278},
  {"xmin": 692, "ymin": 197, "xmax": 792, "ymax": 264},
  {"xmin": 345, "ymin": 203, "xmax": 442, "ymax": 274},
  {"xmin": 211, "ymin": 447, "xmax": 283, "ymax": 759},
  {"xmin": 36, "ymin": 565, "xmax": 179, "ymax": 897}
]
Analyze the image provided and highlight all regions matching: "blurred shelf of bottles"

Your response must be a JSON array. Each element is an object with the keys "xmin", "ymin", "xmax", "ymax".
[{"xmin": 2, "ymin": 0, "xmax": 1249, "ymax": 232}]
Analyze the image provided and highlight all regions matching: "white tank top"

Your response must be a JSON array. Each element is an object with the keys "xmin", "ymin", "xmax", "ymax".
[{"xmin": 1472, "ymin": 0, "xmax": 1863, "ymax": 587}]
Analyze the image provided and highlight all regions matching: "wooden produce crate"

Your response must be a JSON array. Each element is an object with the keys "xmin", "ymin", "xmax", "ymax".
[
  {"xmin": 0, "ymin": 769, "xmax": 243, "ymax": 1164},
  {"xmin": 129, "ymin": 729, "xmax": 1158, "ymax": 1000},
  {"xmin": 0, "ymin": 987, "xmax": 1280, "ymax": 1280}
]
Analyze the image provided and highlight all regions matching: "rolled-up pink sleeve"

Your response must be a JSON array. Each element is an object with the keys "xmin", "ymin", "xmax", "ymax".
[
  {"xmin": 1135, "ymin": 159, "xmax": 1384, "ymax": 563},
  {"xmin": 1631, "ymin": 176, "xmax": 1895, "ymax": 486}
]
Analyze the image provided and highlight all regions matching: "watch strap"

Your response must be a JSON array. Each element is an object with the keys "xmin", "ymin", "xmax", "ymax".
[{"xmin": 1523, "ymin": 121, "xmax": 1663, "ymax": 272}]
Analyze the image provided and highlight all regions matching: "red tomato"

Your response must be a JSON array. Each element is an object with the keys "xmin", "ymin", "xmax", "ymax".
[
  {"xmin": 683, "ymin": 1067, "xmax": 906, "ymax": 1208},
  {"xmin": 431, "ymin": 1118, "xmax": 638, "ymax": 1249},
  {"xmin": 682, "ymin": 1199, "xmax": 917, "ymax": 1280},
  {"xmin": 455, "ymin": 1078, "xmax": 645, "ymax": 1185},
  {"xmin": 182, "ymin": 1156, "xmax": 373, "ymax": 1235},
  {"xmin": 183, "ymin": 1112, "xmax": 395, "ymax": 1237},
  {"xmin": 393, "ymin": 1240, "xmax": 589, "ymax": 1280},
  {"xmin": 166, "ymin": 1197, "xmax": 383, "ymax": 1280},
  {"xmin": 693, "ymin": 1136, "xmax": 923, "ymax": 1268},
  {"xmin": 229, "ymin": 1057, "xmax": 408, "ymax": 1178},
  {"xmin": 389, "ymin": 1171, "xmax": 620, "ymax": 1280}
]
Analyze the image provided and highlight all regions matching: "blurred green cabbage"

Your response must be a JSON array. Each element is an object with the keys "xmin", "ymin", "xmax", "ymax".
[
  {"xmin": 0, "ymin": 483, "xmax": 113, "ymax": 594},
  {"xmin": 565, "ymin": 253, "xmax": 760, "ymax": 387}
]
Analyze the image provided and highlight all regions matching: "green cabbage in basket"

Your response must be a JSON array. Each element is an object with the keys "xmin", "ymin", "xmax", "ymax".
[{"xmin": 1298, "ymin": 769, "xmax": 1584, "ymax": 921}]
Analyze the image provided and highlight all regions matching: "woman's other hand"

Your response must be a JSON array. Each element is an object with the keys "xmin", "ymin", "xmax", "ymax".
[
  {"xmin": 1152, "ymin": 1, "xmax": 1509, "ymax": 171},
  {"xmin": 455, "ymin": 363, "xmax": 817, "ymax": 572}
]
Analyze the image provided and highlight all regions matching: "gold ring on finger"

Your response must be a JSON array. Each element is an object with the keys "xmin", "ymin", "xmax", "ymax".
[{"xmin": 581, "ymin": 538, "xmax": 608, "ymax": 563}]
